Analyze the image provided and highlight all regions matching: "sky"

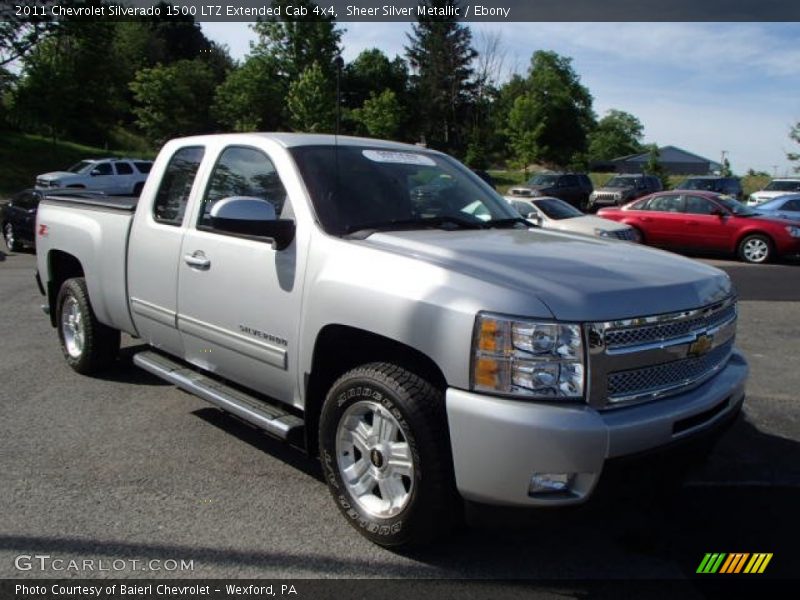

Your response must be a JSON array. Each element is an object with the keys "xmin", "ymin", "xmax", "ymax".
[{"xmin": 200, "ymin": 21, "xmax": 800, "ymax": 176}]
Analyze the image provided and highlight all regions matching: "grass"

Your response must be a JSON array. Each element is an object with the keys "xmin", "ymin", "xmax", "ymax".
[{"xmin": 0, "ymin": 130, "xmax": 154, "ymax": 197}]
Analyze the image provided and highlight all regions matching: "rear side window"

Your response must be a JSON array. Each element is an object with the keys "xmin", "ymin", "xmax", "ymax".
[
  {"xmin": 198, "ymin": 146, "xmax": 287, "ymax": 228},
  {"xmin": 561, "ymin": 175, "xmax": 578, "ymax": 187},
  {"xmin": 782, "ymin": 199, "xmax": 800, "ymax": 211},
  {"xmin": 644, "ymin": 194, "xmax": 683, "ymax": 212},
  {"xmin": 114, "ymin": 162, "xmax": 133, "ymax": 175},
  {"xmin": 152, "ymin": 146, "xmax": 205, "ymax": 226},
  {"xmin": 134, "ymin": 161, "xmax": 153, "ymax": 174}
]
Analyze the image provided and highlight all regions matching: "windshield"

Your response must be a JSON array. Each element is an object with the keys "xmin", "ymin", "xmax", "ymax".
[
  {"xmin": 533, "ymin": 198, "xmax": 583, "ymax": 220},
  {"xmin": 526, "ymin": 174, "xmax": 559, "ymax": 187},
  {"xmin": 289, "ymin": 145, "xmax": 521, "ymax": 235},
  {"xmin": 716, "ymin": 196, "xmax": 758, "ymax": 216},
  {"xmin": 67, "ymin": 160, "xmax": 95, "ymax": 174},
  {"xmin": 756, "ymin": 196, "xmax": 799, "ymax": 211},
  {"xmin": 604, "ymin": 176, "xmax": 638, "ymax": 188},
  {"xmin": 764, "ymin": 180, "xmax": 800, "ymax": 192},
  {"xmin": 678, "ymin": 178, "xmax": 721, "ymax": 191}
]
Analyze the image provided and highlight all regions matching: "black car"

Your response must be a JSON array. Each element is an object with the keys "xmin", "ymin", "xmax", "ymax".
[
  {"xmin": 675, "ymin": 176, "xmax": 743, "ymax": 202},
  {"xmin": 508, "ymin": 172, "xmax": 593, "ymax": 210},
  {"xmin": 587, "ymin": 174, "xmax": 662, "ymax": 212},
  {"xmin": 1, "ymin": 188, "xmax": 44, "ymax": 251}
]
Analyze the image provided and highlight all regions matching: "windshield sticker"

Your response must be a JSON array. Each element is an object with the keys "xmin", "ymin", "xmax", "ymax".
[{"xmin": 362, "ymin": 150, "xmax": 436, "ymax": 166}]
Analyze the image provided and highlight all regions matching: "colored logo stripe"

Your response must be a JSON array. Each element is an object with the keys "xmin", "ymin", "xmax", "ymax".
[{"xmin": 697, "ymin": 552, "xmax": 773, "ymax": 574}]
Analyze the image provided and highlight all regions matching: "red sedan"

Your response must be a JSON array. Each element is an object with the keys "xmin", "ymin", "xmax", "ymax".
[{"xmin": 598, "ymin": 191, "xmax": 800, "ymax": 263}]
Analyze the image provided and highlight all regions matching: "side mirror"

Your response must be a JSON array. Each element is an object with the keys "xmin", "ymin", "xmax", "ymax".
[
  {"xmin": 209, "ymin": 196, "xmax": 295, "ymax": 250},
  {"xmin": 527, "ymin": 214, "xmax": 544, "ymax": 227},
  {"xmin": 90, "ymin": 169, "xmax": 102, "ymax": 176},
  {"xmin": 710, "ymin": 207, "xmax": 726, "ymax": 217}
]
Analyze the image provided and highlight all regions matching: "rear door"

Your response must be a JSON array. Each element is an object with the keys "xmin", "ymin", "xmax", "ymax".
[
  {"xmin": 128, "ymin": 145, "xmax": 207, "ymax": 357},
  {"xmin": 176, "ymin": 144, "xmax": 301, "ymax": 403},
  {"xmin": 637, "ymin": 193, "xmax": 685, "ymax": 246},
  {"xmin": 112, "ymin": 161, "xmax": 136, "ymax": 195}
]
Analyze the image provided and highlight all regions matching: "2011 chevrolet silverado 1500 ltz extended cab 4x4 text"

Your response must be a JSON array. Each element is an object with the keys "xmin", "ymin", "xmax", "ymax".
[{"xmin": 35, "ymin": 133, "xmax": 747, "ymax": 546}]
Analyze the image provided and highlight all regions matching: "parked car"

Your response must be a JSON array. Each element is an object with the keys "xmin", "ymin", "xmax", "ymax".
[
  {"xmin": 587, "ymin": 174, "xmax": 662, "ymax": 212},
  {"xmin": 36, "ymin": 133, "xmax": 746, "ymax": 547},
  {"xmin": 508, "ymin": 172, "xmax": 593, "ymax": 209},
  {"xmin": 747, "ymin": 178, "xmax": 800, "ymax": 206},
  {"xmin": 36, "ymin": 158, "xmax": 152, "ymax": 196},
  {"xmin": 1, "ymin": 188, "xmax": 44, "ymax": 251},
  {"xmin": 674, "ymin": 176, "xmax": 743, "ymax": 202},
  {"xmin": 753, "ymin": 194, "xmax": 800, "ymax": 220},
  {"xmin": 597, "ymin": 190, "xmax": 800, "ymax": 263},
  {"xmin": 507, "ymin": 196, "xmax": 639, "ymax": 241}
]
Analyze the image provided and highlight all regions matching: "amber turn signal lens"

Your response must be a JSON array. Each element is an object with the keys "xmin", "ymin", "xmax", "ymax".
[{"xmin": 474, "ymin": 358, "xmax": 499, "ymax": 388}]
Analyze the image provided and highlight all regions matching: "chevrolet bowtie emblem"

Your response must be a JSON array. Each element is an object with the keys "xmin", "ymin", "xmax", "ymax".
[{"xmin": 688, "ymin": 334, "xmax": 714, "ymax": 357}]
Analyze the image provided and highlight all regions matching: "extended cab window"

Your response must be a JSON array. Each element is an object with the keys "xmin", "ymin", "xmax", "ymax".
[
  {"xmin": 198, "ymin": 146, "xmax": 288, "ymax": 229},
  {"xmin": 153, "ymin": 146, "xmax": 205, "ymax": 226}
]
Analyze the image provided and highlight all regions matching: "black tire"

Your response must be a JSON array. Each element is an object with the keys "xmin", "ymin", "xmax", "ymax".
[
  {"xmin": 56, "ymin": 277, "xmax": 120, "ymax": 374},
  {"xmin": 737, "ymin": 234, "xmax": 772, "ymax": 264},
  {"xmin": 629, "ymin": 226, "xmax": 645, "ymax": 244},
  {"xmin": 133, "ymin": 182, "xmax": 144, "ymax": 196},
  {"xmin": 319, "ymin": 362, "xmax": 461, "ymax": 546},
  {"xmin": 3, "ymin": 222, "xmax": 21, "ymax": 251}
]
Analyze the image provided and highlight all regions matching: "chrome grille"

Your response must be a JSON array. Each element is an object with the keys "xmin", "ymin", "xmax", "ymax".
[
  {"xmin": 605, "ymin": 303, "xmax": 736, "ymax": 349},
  {"xmin": 607, "ymin": 339, "xmax": 734, "ymax": 400},
  {"xmin": 592, "ymin": 193, "xmax": 617, "ymax": 202},
  {"xmin": 588, "ymin": 295, "xmax": 737, "ymax": 408}
]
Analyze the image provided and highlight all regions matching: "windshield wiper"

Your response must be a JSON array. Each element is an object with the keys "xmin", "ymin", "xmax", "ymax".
[
  {"xmin": 484, "ymin": 217, "xmax": 530, "ymax": 228},
  {"xmin": 344, "ymin": 216, "xmax": 487, "ymax": 238}
]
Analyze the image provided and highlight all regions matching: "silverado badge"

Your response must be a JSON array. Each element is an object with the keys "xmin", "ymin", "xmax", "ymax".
[{"xmin": 688, "ymin": 334, "xmax": 714, "ymax": 357}]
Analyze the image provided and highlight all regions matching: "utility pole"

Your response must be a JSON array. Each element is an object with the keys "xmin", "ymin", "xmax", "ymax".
[{"xmin": 720, "ymin": 150, "xmax": 728, "ymax": 175}]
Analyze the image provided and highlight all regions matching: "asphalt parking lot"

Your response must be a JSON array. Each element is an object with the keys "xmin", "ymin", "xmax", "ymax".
[{"xmin": 1, "ymin": 249, "xmax": 798, "ymax": 585}]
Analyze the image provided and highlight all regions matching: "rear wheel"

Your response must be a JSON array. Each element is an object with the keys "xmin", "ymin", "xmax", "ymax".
[
  {"xmin": 319, "ymin": 362, "xmax": 461, "ymax": 546},
  {"xmin": 3, "ymin": 222, "xmax": 21, "ymax": 251},
  {"xmin": 56, "ymin": 277, "xmax": 120, "ymax": 374},
  {"xmin": 737, "ymin": 234, "xmax": 772, "ymax": 264}
]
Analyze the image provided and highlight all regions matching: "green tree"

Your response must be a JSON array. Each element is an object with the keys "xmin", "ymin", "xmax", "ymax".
[
  {"xmin": 405, "ymin": 0, "xmax": 477, "ymax": 152},
  {"xmin": 286, "ymin": 63, "xmax": 336, "ymax": 133},
  {"xmin": 0, "ymin": 0, "xmax": 59, "ymax": 66},
  {"xmin": 721, "ymin": 157, "xmax": 733, "ymax": 177},
  {"xmin": 342, "ymin": 49, "xmax": 408, "ymax": 110},
  {"xmin": 129, "ymin": 59, "xmax": 217, "ymax": 144},
  {"xmin": 352, "ymin": 89, "xmax": 403, "ymax": 139},
  {"xmin": 587, "ymin": 109, "xmax": 644, "ymax": 162},
  {"xmin": 505, "ymin": 51, "xmax": 595, "ymax": 169},
  {"xmin": 213, "ymin": 55, "xmax": 283, "ymax": 132},
  {"xmin": 643, "ymin": 144, "xmax": 670, "ymax": 189},
  {"xmin": 788, "ymin": 121, "xmax": 800, "ymax": 172}
]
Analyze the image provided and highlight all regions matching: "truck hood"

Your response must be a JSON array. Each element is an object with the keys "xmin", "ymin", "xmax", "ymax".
[
  {"xmin": 546, "ymin": 215, "xmax": 630, "ymax": 235},
  {"xmin": 360, "ymin": 228, "xmax": 732, "ymax": 321}
]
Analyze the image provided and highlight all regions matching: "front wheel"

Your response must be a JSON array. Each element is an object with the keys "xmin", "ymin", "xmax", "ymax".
[
  {"xmin": 319, "ymin": 362, "xmax": 461, "ymax": 546},
  {"xmin": 56, "ymin": 277, "xmax": 120, "ymax": 374},
  {"xmin": 3, "ymin": 222, "xmax": 21, "ymax": 251},
  {"xmin": 737, "ymin": 234, "xmax": 772, "ymax": 264}
]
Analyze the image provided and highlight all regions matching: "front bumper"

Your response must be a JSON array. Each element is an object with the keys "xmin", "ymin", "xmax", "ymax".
[{"xmin": 446, "ymin": 349, "xmax": 747, "ymax": 506}]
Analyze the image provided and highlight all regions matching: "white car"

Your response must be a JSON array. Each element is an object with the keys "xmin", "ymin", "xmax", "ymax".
[
  {"xmin": 507, "ymin": 196, "xmax": 640, "ymax": 241},
  {"xmin": 36, "ymin": 158, "xmax": 152, "ymax": 196},
  {"xmin": 747, "ymin": 178, "xmax": 800, "ymax": 206}
]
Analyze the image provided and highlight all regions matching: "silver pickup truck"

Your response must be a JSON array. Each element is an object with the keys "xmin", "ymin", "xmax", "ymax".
[{"xmin": 35, "ymin": 133, "xmax": 747, "ymax": 546}]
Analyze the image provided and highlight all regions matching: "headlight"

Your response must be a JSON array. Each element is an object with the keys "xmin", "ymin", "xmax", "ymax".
[
  {"xmin": 786, "ymin": 225, "xmax": 800, "ymax": 238},
  {"xmin": 613, "ymin": 192, "xmax": 622, "ymax": 200},
  {"xmin": 471, "ymin": 313, "xmax": 585, "ymax": 400},
  {"xmin": 594, "ymin": 228, "xmax": 611, "ymax": 238}
]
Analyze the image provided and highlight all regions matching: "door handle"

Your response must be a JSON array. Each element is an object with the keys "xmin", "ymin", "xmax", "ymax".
[{"xmin": 184, "ymin": 251, "xmax": 210, "ymax": 269}]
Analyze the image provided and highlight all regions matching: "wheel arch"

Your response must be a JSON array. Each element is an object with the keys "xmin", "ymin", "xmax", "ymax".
[
  {"xmin": 303, "ymin": 324, "xmax": 447, "ymax": 455},
  {"xmin": 46, "ymin": 250, "xmax": 85, "ymax": 327}
]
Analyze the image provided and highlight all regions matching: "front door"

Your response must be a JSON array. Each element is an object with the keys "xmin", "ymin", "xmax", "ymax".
[
  {"xmin": 176, "ymin": 145, "xmax": 301, "ymax": 404},
  {"xmin": 681, "ymin": 194, "xmax": 733, "ymax": 251}
]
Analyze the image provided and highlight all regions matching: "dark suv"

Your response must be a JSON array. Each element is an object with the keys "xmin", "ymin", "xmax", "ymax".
[
  {"xmin": 587, "ymin": 174, "xmax": 662, "ymax": 212},
  {"xmin": 675, "ymin": 176, "xmax": 743, "ymax": 201},
  {"xmin": 508, "ymin": 172, "xmax": 593, "ymax": 210}
]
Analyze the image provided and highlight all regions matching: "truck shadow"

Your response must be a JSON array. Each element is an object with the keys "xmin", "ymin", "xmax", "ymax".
[
  {"xmin": 393, "ymin": 414, "xmax": 800, "ymax": 578},
  {"xmin": 92, "ymin": 344, "xmax": 171, "ymax": 386}
]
